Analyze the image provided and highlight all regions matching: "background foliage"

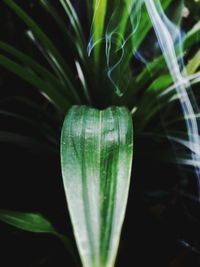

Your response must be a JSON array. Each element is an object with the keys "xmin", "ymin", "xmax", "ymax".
[{"xmin": 0, "ymin": 0, "xmax": 200, "ymax": 266}]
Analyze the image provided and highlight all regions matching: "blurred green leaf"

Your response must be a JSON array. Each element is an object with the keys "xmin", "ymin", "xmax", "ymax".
[
  {"xmin": 3, "ymin": 0, "xmax": 81, "ymax": 103},
  {"xmin": 184, "ymin": 21, "xmax": 200, "ymax": 49},
  {"xmin": 0, "ymin": 209, "xmax": 79, "ymax": 264},
  {"xmin": 186, "ymin": 50, "xmax": 200, "ymax": 75},
  {"xmin": 0, "ymin": 210, "xmax": 56, "ymax": 234},
  {"xmin": 59, "ymin": 0, "xmax": 86, "ymax": 52},
  {"xmin": 0, "ymin": 54, "xmax": 70, "ymax": 111},
  {"xmin": 0, "ymin": 41, "xmax": 72, "ymax": 100},
  {"xmin": 92, "ymin": 0, "xmax": 107, "ymax": 62},
  {"xmin": 0, "ymin": 131, "xmax": 57, "ymax": 154}
]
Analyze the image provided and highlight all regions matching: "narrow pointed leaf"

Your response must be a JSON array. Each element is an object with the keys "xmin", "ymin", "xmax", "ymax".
[
  {"xmin": 0, "ymin": 54, "xmax": 69, "ymax": 110},
  {"xmin": 61, "ymin": 106, "xmax": 133, "ymax": 267},
  {"xmin": 0, "ymin": 209, "xmax": 78, "ymax": 263},
  {"xmin": 2, "ymin": 0, "xmax": 69, "ymax": 74},
  {"xmin": 0, "ymin": 131, "xmax": 57, "ymax": 155},
  {"xmin": 0, "ymin": 210, "xmax": 56, "ymax": 234},
  {"xmin": 59, "ymin": 0, "xmax": 86, "ymax": 48},
  {"xmin": 186, "ymin": 50, "xmax": 200, "ymax": 75},
  {"xmin": 0, "ymin": 41, "xmax": 74, "ymax": 100},
  {"xmin": 184, "ymin": 21, "xmax": 200, "ymax": 49},
  {"xmin": 92, "ymin": 0, "xmax": 107, "ymax": 62},
  {"xmin": 3, "ymin": 0, "xmax": 80, "ymax": 103}
]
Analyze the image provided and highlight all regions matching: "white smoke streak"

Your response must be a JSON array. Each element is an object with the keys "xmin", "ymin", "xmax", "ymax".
[
  {"xmin": 87, "ymin": 0, "xmax": 200, "ymax": 194},
  {"xmin": 88, "ymin": 0, "xmax": 143, "ymax": 96},
  {"xmin": 144, "ymin": 0, "xmax": 200, "ymax": 196},
  {"xmin": 159, "ymin": 72, "xmax": 200, "ymax": 97}
]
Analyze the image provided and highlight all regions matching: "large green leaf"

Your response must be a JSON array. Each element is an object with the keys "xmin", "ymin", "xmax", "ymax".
[{"xmin": 61, "ymin": 106, "xmax": 133, "ymax": 267}]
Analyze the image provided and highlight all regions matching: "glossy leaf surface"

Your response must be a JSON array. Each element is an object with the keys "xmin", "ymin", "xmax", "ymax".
[{"xmin": 61, "ymin": 106, "xmax": 133, "ymax": 267}]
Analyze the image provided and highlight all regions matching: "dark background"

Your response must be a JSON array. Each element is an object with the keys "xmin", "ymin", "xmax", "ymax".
[{"xmin": 0, "ymin": 1, "xmax": 200, "ymax": 266}]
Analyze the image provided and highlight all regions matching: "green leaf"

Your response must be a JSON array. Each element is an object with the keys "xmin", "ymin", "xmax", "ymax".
[
  {"xmin": 61, "ymin": 106, "xmax": 133, "ymax": 267},
  {"xmin": 0, "ymin": 41, "xmax": 57, "ymax": 83},
  {"xmin": 0, "ymin": 209, "xmax": 79, "ymax": 264},
  {"xmin": 0, "ymin": 210, "xmax": 56, "ymax": 234},
  {"xmin": 59, "ymin": 0, "xmax": 86, "ymax": 51},
  {"xmin": 0, "ymin": 108, "xmax": 58, "ymax": 146},
  {"xmin": 133, "ymin": 6, "xmax": 199, "ymax": 93},
  {"xmin": 0, "ymin": 41, "xmax": 71, "ymax": 99},
  {"xmin": 186, "ymin": 50, "xmax": 200, "ymax": 75},
  {"xmin": 0, "ymin": 131, "xmax": 57, "ymax": 155},
  {"xmin": 0, "ymin": 54, "xmax": 69, "ymax": 110},
  {"xmin": 119, "ymin": 0, "xmax": 171, "ymax": 80},
  {"xmin": 3, "ymin": 0, "xmax": 80, "ymax": 103},
  {"xmin": 184, "ymin": 21, "xmax": 200, "ymax": 49},
  {"xmin": 40, "ymin": 0, "xmax": 84, "ymax": 61},
  {"xmin": 92, "ymin": 0, "xmax": 107, "ymax": 62}
]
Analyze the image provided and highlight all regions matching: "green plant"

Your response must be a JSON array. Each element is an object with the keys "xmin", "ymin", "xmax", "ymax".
[
  {"xmin": 61, "ymin": 106, "xmax": 133, "ymax": 267},
  {"xmin": 0, "ymin": 0, "xmax": 200, "ymax": 266}
]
